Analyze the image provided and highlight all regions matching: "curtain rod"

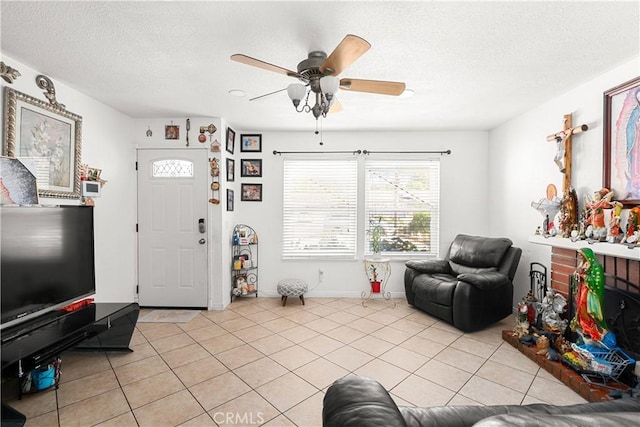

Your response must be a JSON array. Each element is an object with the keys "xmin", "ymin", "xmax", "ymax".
[
  {"xmin": 362, "ymin": 150, "xmax": 452, "ymax": 155},
  {"xmin": 272, "ymin": 149, "xmax": 451, "ymax": 155},
  {"xmin": 273, "ymin": 150, "xmax": 362, "ymax": 155}
]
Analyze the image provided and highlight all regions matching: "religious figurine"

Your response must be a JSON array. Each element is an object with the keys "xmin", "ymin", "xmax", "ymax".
[
  {"xmin": 584, "ymin": 188, "xmax": 614, "ymax": 241},
  {"xmin": 558, "ymin": 188, "xmax": 578, "ymax": 238},
  {"xmin": 570, "ymin": 248, "xmax": 608, "ymax": 343},
  {"xmin": 607, "ymin": 201, "xmax": 624, "ymax": 243},
  {"xmin": 625, "ymin": 207, "xmax": 640, "ymax": 244},
  {"xmin": 538, "ymin": 288, "xmax": 568, "ymax": 335}
]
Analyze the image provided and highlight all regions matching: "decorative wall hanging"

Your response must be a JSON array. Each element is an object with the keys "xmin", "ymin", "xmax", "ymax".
[
  {"xmin": 198, "ymin": 127, "xmax": 207, "ymax": 143},
  {"xmin": 226, "ymin": 158, "xmax": 235, "ymax": 182},
  {"xmin": 3, "ymin": 88, "xmax": 82, "ymax": 199},
  {"xmin": 211, "ymin": 139, "xmax": 220, "ymax": 152},
  {"xmin": 241, "ymin": 159, "xmax": 262, "ymax": 177},
  {"xmin": 226, "ymin": 127, "xmax": 236, "ymax": 154},
  {"xmin": 185, "ymin": 118, "xmax": 191, "ymax": 147},
  {"xmin": 603, "ymin": 76, "xmax": 640, "ymax": 205},
  {"xmin": 240, "ymin": 134, "xmax": 262, "ymax": 152},
  {"xmin": 209, "ymin": 157, "xmax": 220, "ymax": 204},
  {"xmin": 35, "ymin": 75, "xmax": 65, "ymax": 109},
  {"xmin": 241, "ymin": 183, "xmax": 262, "ymax": 201},
  {"xmin": 165, "ymin": 123, "xmax": 179, "ymax": 140},
  {"xmin": 0, "ymin": 62, "xmax": 21, "ymax": 84}
]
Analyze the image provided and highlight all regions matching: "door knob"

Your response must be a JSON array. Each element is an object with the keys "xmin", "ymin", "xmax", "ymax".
[{"xmin": 199, "ymin": 239, "xmax": 206, "ymax": 244}]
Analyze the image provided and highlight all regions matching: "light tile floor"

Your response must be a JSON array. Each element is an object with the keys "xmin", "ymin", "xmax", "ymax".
[{"xmin": 2, "ymin": 297, "xmax": 587, "ymax": 426}]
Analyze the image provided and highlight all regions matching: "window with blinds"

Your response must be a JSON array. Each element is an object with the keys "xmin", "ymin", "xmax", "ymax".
[
  {"xmin": 282, "ymin": 159, "xmax": 358, "ymax": 259},
  {"xmin": 365, "ymin": 159, "xmax": 440, "ymax": 255}
]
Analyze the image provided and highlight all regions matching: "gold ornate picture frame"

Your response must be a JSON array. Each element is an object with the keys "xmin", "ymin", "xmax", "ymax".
[{"xmin": 3, "ymin": 87, "xmax": 82, "ymax": 199}]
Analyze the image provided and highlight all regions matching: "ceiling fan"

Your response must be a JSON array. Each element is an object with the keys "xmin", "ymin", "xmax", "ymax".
[{"xmin": 230, "ymin": 34, "xmax": 406, "ymax": 122}]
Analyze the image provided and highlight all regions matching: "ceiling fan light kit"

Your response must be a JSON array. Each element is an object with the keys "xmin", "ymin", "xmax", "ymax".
[{"xmin": 231, "ymin": 34, "xmax": 406, "ymax": 126}]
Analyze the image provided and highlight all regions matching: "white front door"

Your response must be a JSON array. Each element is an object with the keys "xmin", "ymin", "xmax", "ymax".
[{"xmin": 137, "ymin": 148, "xmax": 209, "ymax": 307}]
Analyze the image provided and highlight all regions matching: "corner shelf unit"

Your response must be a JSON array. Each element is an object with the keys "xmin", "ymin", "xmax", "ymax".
[{"xmin": 231, "ymin": 224, "xmax": 258, "ymax": 301}]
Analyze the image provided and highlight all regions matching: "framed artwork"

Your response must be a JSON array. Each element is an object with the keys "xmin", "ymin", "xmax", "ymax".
[
  {"xmin": 226, "ymin": 127, "xmax": 236, "ymax": 154},
  {"xmin": 603, "ymin": 76, "xmax": 640, "ymax": 205},
  {"xmin": 240, "ymin": 159, "xmax": 262, "ymax": 177},
  {"xmin": 226, "ymin": 158, "xmax": 235, "ymax": 182},
  {"xmin": 165, "ymin": 124, "xmax": 179, "ymax": 140},
  {"xmin": 3, "ymin": 88, "xmax": 82, "ymax": 199},
  {"xmin": 241, "ymin": 183, "xmax": 262, "ymax": 201},
  {"xmin": 227, "ymin": 189, "xmax": 234, "ymax": 211},
  {"xmin": 240, "ymin": 134, "xmax": 262, "ymax": 152}
]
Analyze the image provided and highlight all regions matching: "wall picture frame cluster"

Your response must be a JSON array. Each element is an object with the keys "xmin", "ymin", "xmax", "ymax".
[
  {"xmin": 240, "ymin": 134, "xmax": 261, "ymax": 152},
  {"xmin": 240, "ymin": 159, "xmax": 262, "ymax": 177},
  {"xmin": 241, "ymin": 183, "xmax": 262, "ymax": 201},
  {"xmin": 226, "ymin": 127, "xmax": 236, "ymax": 154}
]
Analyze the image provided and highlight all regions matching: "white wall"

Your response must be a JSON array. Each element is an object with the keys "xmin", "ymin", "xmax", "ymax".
[
  {"xmin": 7, "ymin": 52, "xmax": 634, "ymax": 308},
  {"xmin": 228, "ymin": 130, "xmax": 489, "ymax": 298},
  {"xmin": 1, "ymin": 55, "xmax": 137, "ymax": 303},
  {"xmin": 488, "ymin": 57, "xmax": 639, "ymax": 306}
]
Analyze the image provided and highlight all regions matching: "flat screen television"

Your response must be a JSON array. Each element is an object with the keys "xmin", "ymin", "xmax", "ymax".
[{"xmin": 1, "ymin": 205, "xmax": 96, "ymax": 330}]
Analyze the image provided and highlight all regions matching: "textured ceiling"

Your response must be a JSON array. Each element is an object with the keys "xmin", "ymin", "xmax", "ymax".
[{"xmin": 1, "ymin": 1, "xmax": 638, "ymax": 133}]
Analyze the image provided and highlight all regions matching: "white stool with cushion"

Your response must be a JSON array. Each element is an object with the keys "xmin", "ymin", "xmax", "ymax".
[{"xmin": 277, "ymin": 278, "xmax": 308, "ymax": 306}]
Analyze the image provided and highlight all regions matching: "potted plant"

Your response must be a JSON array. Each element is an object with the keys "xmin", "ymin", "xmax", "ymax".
[
  {"xmin": 369, "ymin": 217, "xmax": 383, "ymax": 257},
  {"xmin": 369, "ymin": 264, "xmax": 381, "ymax": 293}
]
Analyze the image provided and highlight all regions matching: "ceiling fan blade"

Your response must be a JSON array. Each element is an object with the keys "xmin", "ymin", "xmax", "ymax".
[
  {"xmin": 339, "ymin": 78, "xmax": 406, "ymax": 96},
  {"xmin": 320, "ymin": 34, "xmax": 371, "ymax": 76},
  {"xmin": 230, "ymin": 54, "xmax": 299, "ymax": 78},
  {"xmin": 249, "ymin": 87, "xmax": 288, "ymax": 102},
  {"xmin": 329, "ymin": 98, "xmax": 343, "ymax": 114}
]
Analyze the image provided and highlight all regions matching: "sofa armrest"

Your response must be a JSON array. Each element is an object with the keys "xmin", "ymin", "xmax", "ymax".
[
  {"xmin": 323, "ymin": 375, "xmax": 407, "ymax": 427},
  {"xmin": 457, "ymin": 271, "xmax": 510, "ymax": 290},
  {"xmin": 405, "ymin": 260, "xmax": 450, "ymax": 274}
]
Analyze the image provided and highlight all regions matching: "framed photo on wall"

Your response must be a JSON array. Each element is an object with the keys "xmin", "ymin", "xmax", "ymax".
[
  {"xmin": 226, "ymin": 158, "xmax": 235, "ymax": 182},
  {"xmin": 3, "ymin": 88, "xmax": 82, "ymax": 199},
  {"xmin": 227, "ymin": 189, "xmax": 234, "ymax": 211},
  {"xmin": 226, "ymin": 127, "xmax": 236, "ymax": 154},
  {"xmin": 240, "ymin": 134, "xmax": 262, "ymax": 152},
  {"xmin": 240, "ymin": 159, "xmax": 262, "ymax": 177},
  {"xmin": 241, "ymin": 183, "xmax": 262, "ymax": 201},
  {"xmin": 603, "ymin": 76, "xmax": 640, "ymax": 205},
  {"xmin": 164, "ymin": 124, "xmax": 179, "ymax": 140}
]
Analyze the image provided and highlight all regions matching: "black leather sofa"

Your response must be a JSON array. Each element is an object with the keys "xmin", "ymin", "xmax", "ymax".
[
  {"xmin": 323, "ymin": 375, "xmax": 640, "ymax": 427},
  {"xmin": 404, "ymin": 234, "xmax": 522, "ymax": 332}
]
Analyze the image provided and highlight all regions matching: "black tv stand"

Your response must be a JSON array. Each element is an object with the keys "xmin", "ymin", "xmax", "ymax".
[{"xmin": 1, "ymin": 302, "xmax": 139, "ymax": 425}]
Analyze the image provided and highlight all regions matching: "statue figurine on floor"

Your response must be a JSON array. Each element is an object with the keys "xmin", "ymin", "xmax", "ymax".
[
  {"xmin": 538, "ymin": 287, "xmax": 568, "ymax": 335},
  {"xmin": 569, "ymin": 248, "xmax": 609, "ymax": 343}
]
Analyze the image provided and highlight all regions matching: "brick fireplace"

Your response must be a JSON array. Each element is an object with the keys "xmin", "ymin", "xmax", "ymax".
[{"xmin": 503, "ymin": 236, "xmax": 640, "ymax": 402}]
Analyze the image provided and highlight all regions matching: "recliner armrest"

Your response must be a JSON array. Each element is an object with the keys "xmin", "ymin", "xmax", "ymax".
[
  {"xmin": 323, "ymin": 375, "xmax": 407, "ymax": 427},
  {"xmin": 405, "ymin": 260, "xmax": 451, "ymax": 274},
  {"xmin": 457, "ymin": 271, "xmax": 510, "ymax": 290}
]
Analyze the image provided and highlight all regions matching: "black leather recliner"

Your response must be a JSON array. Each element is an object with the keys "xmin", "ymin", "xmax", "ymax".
[
  {"xmin": 404, "ymin": 234, "xmax": 522, "ymax": 332},
  {"xmin": 322, "ymin": 375, "xmax": 640, "ymax": 427}
]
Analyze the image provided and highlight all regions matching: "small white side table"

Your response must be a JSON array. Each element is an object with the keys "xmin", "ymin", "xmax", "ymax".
[{"xmin": 362, "ymin": 257, "xmax": 395, "ymax": 307}]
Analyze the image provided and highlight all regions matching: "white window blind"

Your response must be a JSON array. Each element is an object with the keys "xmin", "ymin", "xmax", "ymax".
[
  {"xmin": 283, "ymin": 159, "xmax": 358, "ymax": 258},
  {"xmin": 365, "ymin": 159, "xmax": 440, "ymax": 256}
]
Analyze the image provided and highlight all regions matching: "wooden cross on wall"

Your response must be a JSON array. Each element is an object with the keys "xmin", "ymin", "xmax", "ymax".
[{"xmin": 546, "ymin": 113, "xmax": 589, "ymax": 194}]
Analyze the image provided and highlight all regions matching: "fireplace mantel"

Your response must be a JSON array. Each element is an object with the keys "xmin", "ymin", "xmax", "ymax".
[{"xmin": 529, "ymin": 235, "xmax": 640, "ymax": 261}]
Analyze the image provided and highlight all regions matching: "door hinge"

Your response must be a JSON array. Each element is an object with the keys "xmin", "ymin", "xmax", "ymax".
[
  {"xmin": 136, "ymin": 285, "xmax": 139, "ymax": 294},
  {"xmin": 135, "ymin": 161, "xmax": 138, "ymax": 171},
  {"xmin": 136, "ymin": 223, "xmax": 138, "ymax": 232}
]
